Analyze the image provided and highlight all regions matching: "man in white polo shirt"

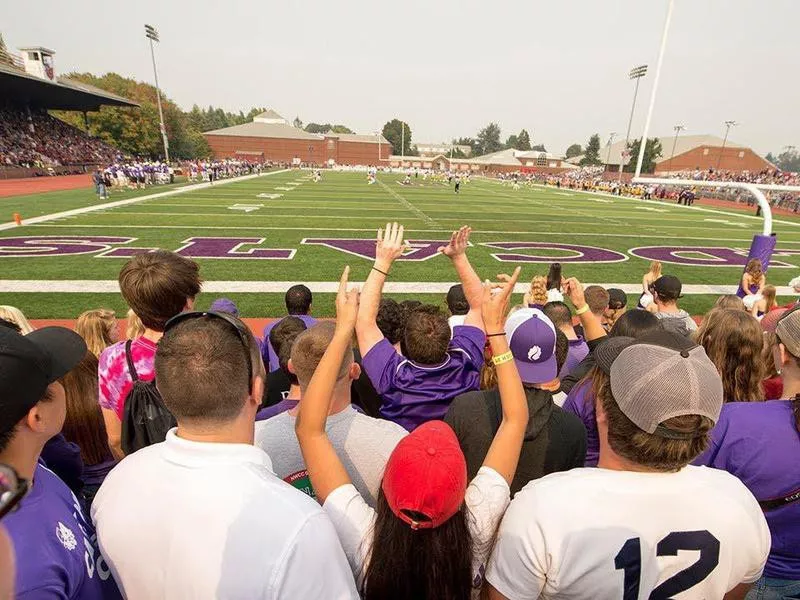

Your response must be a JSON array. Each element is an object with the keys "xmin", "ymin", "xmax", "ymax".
[
  {"xmin": 487, "ymin": 331, "xmax": 770, "ymax": 600},
  {"xmin": 92, "ymin": 311, "xmax": 357, "ymax": 599}
]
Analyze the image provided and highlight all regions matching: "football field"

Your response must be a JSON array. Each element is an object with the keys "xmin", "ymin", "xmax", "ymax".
[{"xmin": 1, "ymin": 169, "xmax": 799, "ymax": 318}]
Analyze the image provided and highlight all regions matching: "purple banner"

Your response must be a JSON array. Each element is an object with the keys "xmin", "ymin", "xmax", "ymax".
[
  {"xmin": 482, "ymin": 242, "xmax": 628, "ymax": 263},
  {"xmin": 0, "ymin": 236, "xmax": 134, "ymax": 257},
  {"xmin": 302, "ymin": 238, "xmax": 453, "ymax": 261}
]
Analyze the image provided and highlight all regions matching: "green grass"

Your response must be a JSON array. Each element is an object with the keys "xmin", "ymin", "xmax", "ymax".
[{"xmin": 1, "ymin": 170, "xmax": 798, "ymax": 318}]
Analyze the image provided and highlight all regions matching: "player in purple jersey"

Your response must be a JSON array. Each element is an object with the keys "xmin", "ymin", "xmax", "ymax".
[{"xmin": 357, "ymin": 224, "xmax": 486, "ymax": 431}]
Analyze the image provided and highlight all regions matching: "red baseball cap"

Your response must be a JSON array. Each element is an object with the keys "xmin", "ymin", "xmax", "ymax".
[{"xmin": 381, "ymin": 421, "xmax": 467, "ymax": 530}]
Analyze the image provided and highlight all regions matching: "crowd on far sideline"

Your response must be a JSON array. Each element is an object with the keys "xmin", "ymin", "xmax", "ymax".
[{"xmin": 0, "ymin": 223, "xmax": 798, "ymax": 600}]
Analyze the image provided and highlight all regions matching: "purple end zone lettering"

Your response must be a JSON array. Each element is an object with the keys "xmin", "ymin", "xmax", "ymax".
[
  {"xmin": 483, "ymin": 242, "xmax": 627, "ymax": 263},
  {"xmin": 302, "ymin": 238, "xmax": 456, "ymax": 261},
  {"xmin": 0, "ymin": 236, "xmax": 134, "ymax": 257},
  {"xmin": 630, "ymin": 246, "xmax": 798, "ymax": 268},
  {"xmin": 175, "ymin": 237, "xmax": 294, "ymax": 259}
]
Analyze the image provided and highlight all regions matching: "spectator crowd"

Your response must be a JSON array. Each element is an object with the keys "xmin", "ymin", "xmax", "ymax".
[{"xmin": 0, "ymin": 222, "xmax": 798, "ymax": 599}]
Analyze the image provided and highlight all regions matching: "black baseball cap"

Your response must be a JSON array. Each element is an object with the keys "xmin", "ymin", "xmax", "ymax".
[
  {"xmin": 0, "ymin": 327, "xmax": 86, "ymax": 435},
  {"xmin": 651, "ymin": 275, "xmax": 683, "ymax": 300},
  {"xmin": 607, "ymin": 288, "xmax": 628, "ymax": 310}
]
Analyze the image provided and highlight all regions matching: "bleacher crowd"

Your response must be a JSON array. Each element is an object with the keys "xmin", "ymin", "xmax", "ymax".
[
  {"xmin": 0, "ymin": 107, "xmax": 118, "ymax": 169},
  {"xmin": 0, "ymin": 223, "xmax": 798, "ymax": 599}
]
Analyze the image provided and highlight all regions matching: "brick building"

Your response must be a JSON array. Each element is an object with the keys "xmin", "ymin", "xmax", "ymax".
[{"xmin": 203, "ymin": 110, "xmax": 390, "ymax": 166}]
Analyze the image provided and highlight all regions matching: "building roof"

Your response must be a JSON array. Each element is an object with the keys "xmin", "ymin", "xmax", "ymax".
[
  {"xmin": 18, "ymin": 46, "xmax": 55, "ymax": 54},
  {"xmin": 0, "ymin": 62, "xmax": 138, "ymax": 111},
  {"xmin": 328, "ymin": 133, "xmax": 391, "ymax": 144},
  {"xmin": 576, "ymin": 134, "xmax": 746, "ymax": 167},
  {"xmin": 203, "ymin": 121, "xmax": 321, "ymax": 140}
]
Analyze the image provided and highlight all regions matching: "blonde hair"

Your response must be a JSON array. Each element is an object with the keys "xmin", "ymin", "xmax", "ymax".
[
  {"xmin": 0, "ymin": 305, "xmax": 34, "ymax": 334},
  {"xmin": 75, "ymin": 309, "xmax": 117, "ymax": 357},
  {"xmin": 745, "ymin": 259, "xmax": 764, "ymax": 285},
  {"xmin": 125, "ymin": 308, "xmax": 145, "ymax": 340},
  {"xmin": 525, "ymin": 276, "xmax": 548, "ymax": 306},
  {"xmin": 713, "ymin": 295, "xmax": 745, "ymax": 311},
  {"xmin": 762, "ymin": 285, "xmax": 777, "ymax": 312},
  {"xmin": 648, "ymin": 261, "xmax": 662, "ymax": 278},
  {"xmin": 693, "ymin": 309, "xmax": 765, "ymax": 402}
]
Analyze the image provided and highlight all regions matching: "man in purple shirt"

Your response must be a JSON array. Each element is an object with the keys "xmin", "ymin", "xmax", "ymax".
[
  {"xmin": 261, "ymin": 284, "xmax": 317, "ymax": 371},
  {"xmin": 542, "ymin": 301, "xmax": 589, "ymax": 379},
  {"xmin": 0, "ymin": 327, "xmax": 120, "ymax": 599},
  {"xmin": 696, "ymin": 306, "xmax": 800, "ymax": 598},
  {"xmin": 357, "ymin": 224, "xmax": 486, "ymax": 431}
]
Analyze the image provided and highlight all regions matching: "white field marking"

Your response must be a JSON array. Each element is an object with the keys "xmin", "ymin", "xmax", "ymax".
[
  {"xmin": 1, "ymin": 280, "xmax": 795, "ymax": 295},
  {"xmin": 135, "ymin": 203, "xmax": 428, "ymax": 212},
  {"xmin": 286, "ymin": 182, "xmax": 301, "ymax": 186},
  {"xmin": 25, "ymin": 223, "xmax": 800, "ymax": 243},
  {"xmin": 594, "ymin": 199, "xmax": 614, "ymax": 203},
  {"xmin": 635, "ymin": 206, "xmax": 668, "ymax": 212},
  {"xmin": 228, "ymin": 204, "xmax": 263, "ymax": 213},
  {"xmin": 257, "ymin": 193, "xmax": 283, "ymax": 199},
  {"xmin": 377, "ymin": 179, "xmax": 438, "ymax": 227},
  {"xmin": 555, "ymin": 192, "xmax": 574, "ymax": 196},
  {"xmin": 78, "ymin": 211, "xmax": 424, "ymax": 220},
  {"xmin": 275, "ymin": 186, "xmax": 292, "ymax": 191},
  {"xmin": 0, "ymin": 170, "xmax": 290, "ymax": 231},
  {"xmin": 704, "ymin": 218, "xmax": 747, "ymax": 228}
]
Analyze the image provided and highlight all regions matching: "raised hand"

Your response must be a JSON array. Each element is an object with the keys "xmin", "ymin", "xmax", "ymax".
[
  {"xmin": 437, "ymin": 225, "xmax": 471, "ymax": 258},
  {"xmin": 335, "ymin": 266, "xmax": 359, "ymax": 333},
  {"xmin": 562, "ymin": 277, "xmax": 586, "ymax": 309},
  {"xmin": 375, "ymin": 222, "xmax": 406, "ymax": 268},
  {"xmin": 482, "ymin": 266, "xmax": 522, "ymax": 334}
]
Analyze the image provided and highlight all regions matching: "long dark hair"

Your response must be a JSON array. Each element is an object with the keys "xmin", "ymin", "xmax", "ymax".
[
  {"xmin": 60, "ymin": 352, "xmax": 114, "ymax": 465},
  {"xmin": 546, "ymin": 262, "xmax": 562, "ymax": 291},
  {"xmin": 362, "ymin": 488, "xmax": 474, "ymax": 600}
]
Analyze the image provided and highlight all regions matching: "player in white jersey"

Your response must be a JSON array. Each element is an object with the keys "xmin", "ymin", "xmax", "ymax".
[{"xmin": 487, "ymin": 331, "xmax": 770, "ymax": 600}]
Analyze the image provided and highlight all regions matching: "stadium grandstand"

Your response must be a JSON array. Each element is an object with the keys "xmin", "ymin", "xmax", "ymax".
[{"xmin": 0, "ymin": 35, "xmax": 136, "ymax": 178}]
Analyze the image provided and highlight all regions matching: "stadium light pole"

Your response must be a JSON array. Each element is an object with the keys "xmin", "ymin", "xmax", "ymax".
[
  {"xmin": 618, "ymin": 64, "xmax": 648, "ymax": 181},
  {"xmin": 605, "ymin": 132, "xmax": 616, "ymax": 172},
  {"xmin": 144, "ymin": 24, "xmax": 169, "ymax": 164},
  {"xmin": 668, "ymin": 124, "xmax": 685, "ymax": 173},
  {"xmin": 717, "ymin": 120, "xmax": 738, "ymax": 170}
]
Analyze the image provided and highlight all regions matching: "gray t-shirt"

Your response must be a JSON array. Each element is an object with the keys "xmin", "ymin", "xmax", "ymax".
[
  {"xmin": 254, "ymin": 405, "xmax": 407, "ymax": 506},
  {"xmin": 654, "ymin": 309, "xmax": 698, "ymax": 335}
]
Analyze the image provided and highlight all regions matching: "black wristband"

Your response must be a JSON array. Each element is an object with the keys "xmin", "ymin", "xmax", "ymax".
[
  {"xmin": 372, "ymin": 266, "xmax": 389, "ymax": 277},
  {"xmin": 486, "ymin": 332, "xmax": 506, "ymax": 337}
]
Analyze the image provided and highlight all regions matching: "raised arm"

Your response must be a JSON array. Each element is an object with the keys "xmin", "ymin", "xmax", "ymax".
[
  {"xmin": 296, "ymin": 267, "xmax": 360, "ymax": 503},
  {"xmin": 438, "ymin": 226, "xmax": 484, "ymax": 330},
  {"xmin": 563, "ymin": 277, "xmax": 606, "ymax": 343},
  {"xmin": 480, "ymin": 266, "xmax": 528, "ymax": 485},
  {"xmin": 356, "ymin": 222, "xmax": 407, "ymax": 356}
]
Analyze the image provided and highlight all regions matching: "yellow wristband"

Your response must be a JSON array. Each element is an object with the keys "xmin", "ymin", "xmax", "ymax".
[
  {"xmin": 492, "ymin": 351, "xmax": 514, "ymax": 366},
  {"xmin": 575, "ymin": 304, "xmax": 590, "ymax": 316}
]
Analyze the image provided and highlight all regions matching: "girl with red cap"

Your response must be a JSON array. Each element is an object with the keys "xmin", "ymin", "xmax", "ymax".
[{"xmin": 296, "ymin": 265, "xmax": 529, "ymax": 600}]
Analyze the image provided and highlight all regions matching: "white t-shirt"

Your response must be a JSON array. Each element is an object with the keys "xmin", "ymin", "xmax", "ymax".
[
  {"xmin": 324, "ymin": 466, "xmax": 510, "ymax": 595},
  {"xmin": 487, "ymin": 466, "xmax": 770, "ymax": 600},
  {"xmin": 92, "ymin": 429, "xmax": 358, "ymax": 599}
]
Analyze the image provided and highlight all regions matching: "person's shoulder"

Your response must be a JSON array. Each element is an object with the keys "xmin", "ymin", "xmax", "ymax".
[
  {"xmin": 680, "ymin": 465, "xmax": 762, "ymax": 508},
  {"xmin": 351, "ymin": 410, "xmax": 407, "ymax": 436},
  {"xmin": 99, "ymin": 339, "xmax": 127, "ymax": 366},
  {"xmin": 447, "ymin": 388, "xmax": 497, "ymax": 417},
  {"xmin": 551, "ymin": 406, "xmax": 588, "ymax": 434}
]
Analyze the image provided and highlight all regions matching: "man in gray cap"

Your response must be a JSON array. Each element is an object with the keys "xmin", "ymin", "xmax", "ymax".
[{"xmin": 486, "ymin": 331, "xmax": 770, "ymax": 600}]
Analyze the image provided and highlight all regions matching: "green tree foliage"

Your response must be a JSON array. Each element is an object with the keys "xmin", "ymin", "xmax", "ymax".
[
  {"xmin": 382, "ymin": 119, "xmax": 412, "ymax": 155},
  {"xmin": 304, "ymin": 123, "xmax": 355, "ymax": 134},
  {"xmin": 505, "ymin": 134, "xmax": 519, "ymax": 150},
  {"xmin": 476, "ymin": 122, "xmax": 503, "ymax": 156},
  {"xmin": 450, "ymin": 147, "xmax": 468, "ymax": 159},
  {"xmin": 579, "ymin": 134, "xmax": 602, "ymax": 166},
  {"xmin": 517, "ymin": 129, "xmax": 532, "ymax": 151},
  {"xmin": 765, "ymin": 152, "xmax": 776, "ymax": 164},
  {"xmin": 531, "ymin": 144, "xmax": 547, "ymax": 152},
  {"xmin": 565, "ymin": 143, "xmax": 583, "ymax": 158},
  {"xmin": 453, "ymin": 137, "xmax": 478, "ymax": 156},
  {"xmin": 771, "ymin": 148, "xmax": 800, "ymax": 172},
  {"xmin": 624, "ymin": 137, "xmax": 663, "ymax": 173}
]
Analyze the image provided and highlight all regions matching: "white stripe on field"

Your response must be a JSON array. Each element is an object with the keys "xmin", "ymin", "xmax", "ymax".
[{"xmin": 0, "ymin": 280, "xmax": 794, "ymax": 296}]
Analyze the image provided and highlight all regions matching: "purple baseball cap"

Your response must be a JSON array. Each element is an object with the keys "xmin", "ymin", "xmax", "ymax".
[
  {"xmin": 209, "ymin": 297, "xmax": 239, "ymax": 317},
  {"xmin": 504, "ymin": 308, "xmax": 558, "ymax": 384}
]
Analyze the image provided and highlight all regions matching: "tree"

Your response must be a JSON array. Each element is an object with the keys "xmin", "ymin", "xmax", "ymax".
[
  {"xmin": 531, "ymin": 144, "xmax": 547, "ymax": 152},
  {"xmin": 450, "ymin": 147, "xmax": 468, "ymax": 159},
  {"xmin": 517, "ymin": 129, "xmax": 532, "ymax": 151},
  {"xmin": 476, "ymin": 122, "xmax": 503, "ymax": 156},
  {"xmin": 765, "ymin": 152, "xmax": 777, "ymax": 164},
  {"xmin": 330, "ymin": 125, "xmax": 354, "ymax": 134},
  {"xmin": 505, "ymin": 134, "xmax": 519, "ymax": 150},
  {"xmin": 293, "ymin": 116, "xmax": 303, "ymax": 129},
  {"xmin": 565, "ymin": 143, "xmax": 583, "ymax": 159},
  {"xmin": 579, "ymin": 134, "xmax": 602, "ymax": 166},
  {"xmin": 774, "ymin": 147, "xmax": 800, "ymax": 172},
  {"xmin": 304, "ymin": 122, "xmax": 329, "ymax": 133},
  {"xmin": 624, "ymin": 137, "xmax": 663, "ymax": 173},
  {"xmin": 382, "ymin": 119, "xmax": 412, "ymax": 155}
]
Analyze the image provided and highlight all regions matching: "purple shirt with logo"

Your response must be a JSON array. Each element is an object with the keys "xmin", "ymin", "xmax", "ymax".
[
  {"xmin": 560, "ymin": 337, "xmax": 589, "ymax": 379},
  {"xmin": 4, "ymin": 463, "xmax": 121, "ymax": 599},
  {"xmin": 261, "ymin": 315, "xmax": 318, "ymax": 372},
  {"xmin": 561, "ymin": 378, "xmax": 598, "ymax": 467},
  {"xmin": 362, "ymin": 325, "xmax": 485, "ymax": 431},
  {"xmin": 694, "ymin": 400, "xmax": 800, "ymax": 579}
]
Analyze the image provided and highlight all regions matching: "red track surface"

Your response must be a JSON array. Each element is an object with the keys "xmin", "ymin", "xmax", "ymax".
[{"xmin": 0, "ymin": 174, "xmax": 91, "ymax": 198}]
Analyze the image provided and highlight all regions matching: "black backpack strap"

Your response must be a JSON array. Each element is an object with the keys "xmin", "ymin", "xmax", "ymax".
[
  {"xmin": 759, "ymin": 487, "xmax": 800, "ymax": 512},
  {"xmin": 124, "ymin": 340, "xmax": 139, "ymax": 382}
]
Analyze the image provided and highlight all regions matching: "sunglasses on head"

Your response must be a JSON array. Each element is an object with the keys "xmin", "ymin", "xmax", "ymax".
[
  {"xmin": 0, "ymin": 463, "xmax": 28, "ymax": 520},
  {"xmin": 164, "ymin": 311, "xmax": 257, "ymax": 382}
]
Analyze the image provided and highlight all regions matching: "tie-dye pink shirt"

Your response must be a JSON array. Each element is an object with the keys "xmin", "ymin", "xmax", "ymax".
[{"xmin": 98, "ymin": 337, "xmax": 158, "ymax": 420}]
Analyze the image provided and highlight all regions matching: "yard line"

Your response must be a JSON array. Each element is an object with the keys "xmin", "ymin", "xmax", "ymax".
[
  {"xmin": 1, "ymin": 279, "xmax": 794, "ymax": 296},
  {"xmin": 77, "ymin": 211, "xmax": 424, "ymax": 220},
  {"xmin": 377, "ymin": 180, "xmax": 439, "ymax": 227},
  {"xmin": 23, "ymin": 223, "xmax": 800, "ymax": 243}
]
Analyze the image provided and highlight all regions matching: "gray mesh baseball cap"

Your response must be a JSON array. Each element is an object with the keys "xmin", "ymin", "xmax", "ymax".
[
  {"xmin": 595, "ymin": 331, "xmax": 723, "ymax": 438},
  {"xmin": 775, "ymin": 305, "xmax": 800, "ymax": 358}
]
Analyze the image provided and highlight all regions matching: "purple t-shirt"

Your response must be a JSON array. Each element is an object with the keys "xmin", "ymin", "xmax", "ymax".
[
  {"xmin": 362, "ymin": 325, "xmax": 485, "ymax": 431},
  {"xmin": 561, "ymin": 378, "xmax": 599, "ymax": 467},
  {"xmin": 694, "ymin": 400, "xmax": 800, "ymax": 579},
  {"xmin": 255, "ymin": 398, "xmax": 298, "ymax": 421},
  {"xmin": 261, "ymin": 315, "xmax": 318, "ymax": 372},
  {"xmin": 560, "ymin": 337, "xmax": 589, "ymax": 379},
  {"xmin": 4, "ymin": 463, "xmax": 121, "ymax": 599}
]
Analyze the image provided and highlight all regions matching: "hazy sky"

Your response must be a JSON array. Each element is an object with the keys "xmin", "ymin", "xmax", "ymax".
[{"xmin": 5, "ymin": 0, "xmax": 797, "ymax": 155}]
